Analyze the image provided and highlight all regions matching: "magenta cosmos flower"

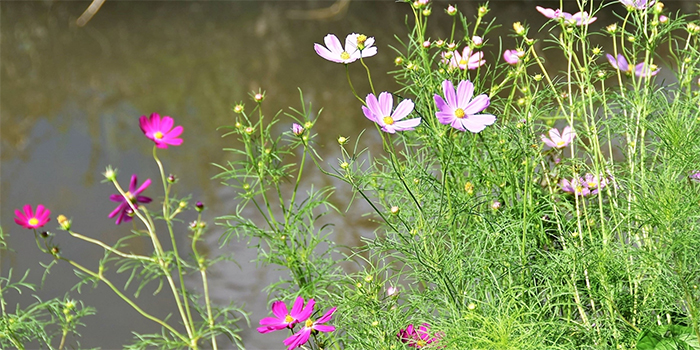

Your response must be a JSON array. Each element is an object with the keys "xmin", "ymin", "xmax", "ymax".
[
  {"xmin": 257, "ymin": 296, "xmax": 315, "ymax": 333},
  {"xmin": 503, "ymin": 49, "xmax": 524, "ymax": 65},
  {"xmin": 139, "ymin": 113, "xmax": 183, "ymax": 149},
  {"xmin": 541, "ymin": 126, "xmax": 575, "ymax": 149},
  {"xmin": 434, "ymin": 79, "xmax": 496, "ymax": 133},
  {"xmin": 283, "ymin": 307, "xmax": 337, "ymax": 350},
  {"xmin": 109, "ymin": 174, "xmax": 152, "ymax": 225},
  {"xmin": 606, "ymin": 54, "xmax": 659, "ymax": 78},
  {"xmin": 14, "ymin": 204, "xmax": 51, "ymax": 229},
  {"xmin": 449, "ymin": 46, "xmax": 485, "ymax": 70},
  {"xmin": 397, "ymin": 323, "xmax": 443, "ymax": 348},
  {"xmin": 362, "ymin": 92, "xmax": 420, "ymax": 133},
  {"xmin": 314, "ymin": 34, "xmax": 367, "ymax": 64}
]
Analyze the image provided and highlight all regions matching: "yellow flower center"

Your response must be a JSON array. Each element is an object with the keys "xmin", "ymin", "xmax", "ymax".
[
  {"xmin": 459, "ymin": 59, "xmax": 467, "ymax": 65},
  {"xmin": 383, "ymin": 116, "xmax": 394, "ymax": 125},
  {"xmin": 455, "ymin": 108, "xmax": 466, "ymax": 118},
  {"xmin": 587, "ymin": 182, "xmax": 597, "ymax": 188},
  {"xmin": 28, "ymin": 218, "xmax": 39, "ymax": 226},
  {"xmin": 556, "ymin": 140, "xmax": 566, "ymax": 147},
  {"xmin": 154, "ymin": 131, "xmax": 164, "ymax": 140},
  {"xmin": 305, "ymin": 319, "xmax": 314, "ymax": 327},
  {"xmin": 284, "ymin": 315, "xmax": 294, "ymax": 323},
  {"xmin": 575, "ymin": 185, "xmax": 584, "ymax": 193},
  {"xmin": 416, "ymin": 340, "xmax": 426, "ymax": 347},
  {"xmin": 357, "ymin": 34, "xmax": 367, "ymax": 44},
  {"xmin": 340, "ymin": 51, "xmax": 350, "ymax": 60},
  {"xmin": 124, "ymin": 191, "xmax": 135, "ymax": 202}
]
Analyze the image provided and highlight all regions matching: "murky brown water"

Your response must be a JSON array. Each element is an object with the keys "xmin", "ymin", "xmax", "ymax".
[{"xmin": 1, "ymin": 0, "xmax": 691, "ymax": 348}]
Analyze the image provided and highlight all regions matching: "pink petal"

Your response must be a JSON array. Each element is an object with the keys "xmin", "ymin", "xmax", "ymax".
[
  {"xmin": 378, "ymin": 92, "xmax": 393, "ymax": 117},
  {"xmin": 14, "ymin": 217, "xmax": 28, "ymax": 228},
  {"xmin": 434, "ymin": 94, "xmax": 448, "ymax": 113},
  {"xmin": 548, "ymin": 128, "xmax": 562, "ymax": 143},
  {"xmin": 391, "ymin": 99, "xmax": 414, "ymax": 121},
  {"xmin": 456, "ymin": 80, "xmax": 475, "ymax": 109},
  {"xmin": 139, "ymin": 115, "xmax": 151, "ymax": 134},
  {"xmin": 394, "ymin": 118, "xmax": 421, "ymax": 131},
  {"xmin": 14, "ymin": 209, "xmax": 27, "ymax": 222},
  {"xmin": 150, "ymin": 113, "xmax": 162, "ymax": 130},
  {"xmin": 166, "ymin": 125, "xmax": 183, "ymax": 139},
  {"xmin": 23, "ymin": 204, "xmax": 33, "ymax": 220},
  {"xmin": 617, "ymin": 54, "xmax": 629, "ymax": 72},
  {"xmin": 316, "ymin": 307, "xmax": 337, "ymax": 323},
  {"xmin": 284, "ymin": 328, "xmax": 311, "ymax": 349},
  {"xmin": 296, "ymin": 298, "xmax": 315, "ymax": 321},
  {"xmin": 463, "ymin": 94, "xmax": 490, "ymax": 115},
  {"xmin": 109, "ymin": 194, "xmax": 125, "ymax": 202},
  {"xmin": 436, "ymin": 110, "xmax": 456, "ymax": 125},
  {"xmin": 605, "ymin": 54, "xmax": 618, "ymax": 69},
  {"xmin": 461, "ymin": 115, "xmax": 493, "ymax": 133},
  {"xmin": 360, "ymin": 47, "xmax": 377, "ymax": 58},
  {"xmin": 324, "ymin": 34, "xmax": 343, "ymax": 54},
  {"xmin": 290, "ymin": 296, "xmax": 305, "ymax": 317},
  {"xmin": 160, "ymin": 116, "xmax": 174, "ymax": 132},
  {"xmin": 442, "ymin": 80, "xmax": 457, "ymax": 108},
  {"xmin": 108, "ymin": 203, "xmax": 126, "ymax": 219},
  {"xmin": 271, "ymin": 300, "xmax": 289, "ymax": 319},
  {"xmin": 314, "ymin": 44, "xmax": 342, "ymax": 63},
  {"xmin": 129, "ymin": 175, "xmax": 138, "ymax": 193},
  {"xmin": 541, "ymin": 135, "xmax": 557, "ymax": 148},
  {"xmin": 314, "ymin": 325, "xmax": 335, "ymax": 332},
  {"xmin": 366, "ymin": 93, "xmax": 382, "ymax": 119},
  {"xmin": 362, "ymin": 106, "xmax": 377, "ymax": 123},
  {"xmin": 134, "ymin": 178, "xmax": 151, "ymax": 195}
]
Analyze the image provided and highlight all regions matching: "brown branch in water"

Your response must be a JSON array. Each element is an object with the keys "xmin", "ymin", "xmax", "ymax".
[
  {"xmin": 76, "ymin": 0, "xmax": 106, "ymax": 27},
  {"xmin": 286, "ymin": 0, "xmax": 351, "ymax": 20}
]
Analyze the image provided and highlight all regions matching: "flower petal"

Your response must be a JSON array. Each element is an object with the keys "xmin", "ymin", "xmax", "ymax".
[
  {"xmin": 316, "ymin": 307, "xmax": 337, "ymax": 323},
  {"xmin": 463, "ymin": 94, "xmax": 490, "ymax": 115},
  {"xmin": 442, "ymin": 80, "xmax": 457, "ymax": 108},
  {"xmin": 378, "ymin": 92, "xmax": 393, "ymax": 118},
  {"xmin": 456, "ymin": 80, "xmax": 475, "ymax": 109},
  {"xmin": 314, "ymin": 44, "xmax": 342, "ymax": 63},
  {"xmin": 324, "ymin": 34, "xmax": 343, "ymax": 54},
  {"xmin": 391, "ymin": 99, "xmax": 415, "ymax": 121}
]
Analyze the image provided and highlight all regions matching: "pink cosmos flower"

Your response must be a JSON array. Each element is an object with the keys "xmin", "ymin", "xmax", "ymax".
[
  {"xmin": 362, "ymin": 92, "xmax": 421, "ymax": 133},
  {"xmin": 397, "ymin": 323, "xmax": 443, "ymax": 348},
  {"xmin": 314, "ymin": 34, "xmax": 361, "ymax": 64},
  {"xmin": 449, "ymin": 46, "xmax": 485, "ymax": 70},
  {"xmin": 583, "ymin": 173, "xmax": 607, "ymax": 195},
  {"xmin": 503, "ymin": 49, "xmax": 524, "ymax": 65},
  {"xmin": 541, "ymin": 126, "xmax": 575, "ymax": 149},
  {"xmin": 283, "ymin": 307, "xmax": 337, "ymax": 350},
  {"xmin": 139, "ymin": 113, "xmax": 184, "ymax": 149},
  {"xmin": 14, "ymin": 204, "xmax": 51, "ymax": 229},
  {"xmin": 109, "ymin": 174, "xmax": 152, "ymax": 225},
  {"xmin": 559, "ymin": 177, "xmax": 590, "ymax": 197},
  {"xmin": 606, "ymin": 54, "xmax": 659, "ymax": 78},
  {"xmin": 570, "ymin": 11, "xmax": 597, "ymax": 25},
  {"xmin": 536, "ymin": 6, "xmax": 596, "ymax": 25},
  {"xmin": 536, "ymin": 6, "xmax": 573, "ymax": 20},
  {"xmin": 434, "ymin": 79, "xmax": 496, "ymax": 133},
  {"xmin": 620, "ymin": 0, "xmax": 655, "ymax": 10},
  {"xmin": 257, "ymin": 296, "xmax": 315, "ymax": 334}
]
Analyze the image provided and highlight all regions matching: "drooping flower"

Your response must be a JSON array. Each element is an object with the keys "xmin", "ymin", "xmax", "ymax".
[
  {"xmin": 345, "ymin": 33, "xmax": 377, "ymax": 59},
  {"xmin": 620, "ymin": 0, "xmax": 655, "ymax": 10},
  {"xmin": 449, "ymin": 46, "xmax": 485, "ymax": 70},
  {"xmin": 108, "ymin": 174, "xmax": 152, "ymax": 225},
  {"xmin": 139, "ymin": 113, "xmax": 184, "ymax": 149},
  {"xmin": 14, "ymin": 204, "xmax": 51, "ymax": 229},
  {"xmin": 397, "ymin": 323, "xmax": 443, "ymax": 348},
  {"xmin": 434, "ymin": 79, "xmax": 496, "ymax": 133},
  {"xmin": 257, "ymin": 296, "xmax": 315, "ymax": 334},
  {"xmin": 541, "ymin": 126, "xmax": 576, "ymax": 149},
  {"xmin": 570, "ymin": 11, "xmax": 597, "ymax": 25},
  {"xmin": 314, "ymin": 34, "xmax": 361, "ymax": 64},
  {"xmin": 559, "ymin": 177, "xmax": 590, "ymax": 197},
  {"xmin": 606, "ymin": 53, "xmax": 660, "ymax": 78},
  {"xmin": 362, "ymin": 92, "xmax": 420, "ymax": 133},
  {"xmin": 503, "ymin": 49, "xmax": 524, "ymax": 65},
  {"xmin": 283, "ymin": 307, "xmax": 337, "ymax": 350}
]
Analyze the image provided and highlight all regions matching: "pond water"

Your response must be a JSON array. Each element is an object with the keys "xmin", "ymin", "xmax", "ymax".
[{"xmin": 1, "ymin": 0, "xmax": 689, "ymax": 348}]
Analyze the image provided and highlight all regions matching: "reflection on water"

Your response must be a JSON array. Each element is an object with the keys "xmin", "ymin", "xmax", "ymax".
[{"xmin": 1, "ymin": 0, "xmax": 690, "ymax": 347}]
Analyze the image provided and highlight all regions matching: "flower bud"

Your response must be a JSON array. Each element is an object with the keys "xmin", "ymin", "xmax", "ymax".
[
  {"xmin": 390, "ymin": 206, "xmax": 400, "ymax": 215},
  {"xmin": 244, "ymin": 126, "xmax": 254, "ymax": 134},
  {"xmin": 659, "ymin": 15, "xmax": 668, "ymax": 24},
  {"xmin": 447, "ymin": 42, "xmax": 457, "ymax": 50},
  {"xmin": 471, "ymin": 36, "xmax": 483, "ymax": 47},
  {"xmin": 338, "ymin": 136, "xmax": 348, "ymax": 145},
  {"xmin": 253, "ymin": 93, "xmax": 264, "ymax": 102},
  {"xmin": 364, "ymin": 275, "xmax": 373, "ymax": 282},
  {"xmin": 478, "ymin": 5, "xmax": 489, "ymax": 16},
  {"xmin": 233, "ymin": 104, "xmax": 244, "ymax": 113},
  {"xmin": 103, "ymin": 166, "xmax": 117, "ymax": 181},
  {"xmin": 198, "ymin": 221, "xmax": 207, "ymax": 228},
  {"xmin": 688, "ymin": 23, "xmax": 700, "ymax": 35},
  {"xmin": 513, "ymin": 22, "xmax": 525, "ymax": 36},
  {"xmin": 40, "ymin": 231, "xmax": 49, "ymax": 238},
  {"xmin": 422, "ymin": 40, "xmax": 431, "ymax": 48},
  {"xmin": 434, "ymin": 39, "xmax": 444, "ymax": 47},
  {"xmin": 653, "ymin": 1, "xmax": 664, "ymax": 14},
  {"xmin": 446, "ymin": 5, "xmax": 457, "ymax": 16},
  {"xmin": 491, "ymin": 201, "xmax": 501, "ymax": 210},
  {"xmin": 533, "ymin": 74, "xmax": 543, "ymax": 82},
  {"xmin": 467, "ymin": 303, "xmax": 476, "ymax": 310},
  {"xmin": 57, "ymin": 215, "xmax": 71, "ymax": 230},
  {"xmin": 292, "ymin": 123, "xmax": 304, "ymax": 136},
  {"xmin": 387, "ymin": 286, "xmax": 397, "ymax": 296},
  {"xmin": 195, "ymin": 201, "xmax": 204, "ymax": 212},
  {"xmin": 340, "ymin": 161, "xmax": 349, "ymax": 169},
  {"xmin": 464, "ymin": 181, "xmax": 474, "ymax": 195},
  {"xmin": 167, "ymin": 174, "xmax": 177, "ymax": 183},
  {"xmin": 422, "ymin": 8, "xmax": 431, "ymax": 16},
  {"xmin": 304, "ymin": 121, "xmax": 313, "ymax": 129},
  {"xmin": 394, "ymin": 56, "xmax": 404, "ymax": 66},
  {"xmin": 606, "ymin": 23, "xmax": 618, "ymax": 34}
]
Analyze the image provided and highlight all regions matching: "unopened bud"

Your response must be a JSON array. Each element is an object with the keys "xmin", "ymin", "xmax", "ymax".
[
  {"xmin": 195, "ymin": 201, "xmax": 204, "ymax": 212},
  {"xmin": 446, "ymin": 5, "xmax": 457, "ymax": 16},
  {"xmin": 472, "ymin": 36, "xmax": 483, "ymax": 47},
  {"xmin": 57, "ymin": 215, "xmax": 71, "ymax": 230},
  {"xmin": 606, "ymin": 23, "xmax": 618, "ymax": 34},
  {"xmin": 659, "ymin": 15, "xmax": 668, "ymax": 24},
  {"xmin": 167, "ymin": 174, "xmax": 176, "ymax": 183},
  {"xmin": 390, "ymin": 206, "xmax": 400, "ymax": 215},
  {"xmin": 244, "ymin": 126, "xmax": 254, "ymax": 134},
  {"xmin": 338, "ymin": 136, "xmax": 348, "ymax": 145},
  {"xmin": 340, "ymin": 161, "xmax": 349, "ymax": 169},
  {"xmin": 395, "ymin": 56, "xmax": 404, "ymax": 66},
  {"xmin": 292, "ymin": 123, "xmax": 304, "ymax": 136},
  {"xmin": 513, "ymin": 22, "xmax": 525, "ymax": 35},
  {"xmin": 422, "ymin": 40, "xmax": 431, "ymax": 48},
  {"xmin": 233, "ymin": 104, "xmax": 244, "ymax": 113},
  {"xmin": 254, "ymin": 93, "xmax": 264, "ymax": 102},
  {"xmin": 478, "ymin": 5, "xmax": 489, "ymax": 16},
  {"xmin": 422, "ymin": 8, "xmax": 431, "ymax": 16},
  {"xmin": 491, "ymin": 201, "xmax": 501, "ymax": 210}
]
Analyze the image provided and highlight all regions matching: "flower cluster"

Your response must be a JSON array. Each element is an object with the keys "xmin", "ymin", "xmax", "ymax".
[
  {"xmin": 398, "ymin": 323, "xmax": 443, "ymax": 348},
  {"xmin": 257, "ymin": 296, "xmax": 337, "ymax": 350},
  {"xmin": 606, "ymin": 53, "xmax": 659, "ymax": 78}
]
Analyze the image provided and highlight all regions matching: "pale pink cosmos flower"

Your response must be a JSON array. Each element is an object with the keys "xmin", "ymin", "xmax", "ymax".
[
  {"xmin": 109, "ymin": 174, "xmax": 152, "ymax": 225},
  {"xmin": 536, "ymin": 6, "xmax": 573, "ymax": 20},
  {"xmin": 620, "ymin": 0, "xmax": 655, "ymax": 10},
  {"xmin": 362, "ymin": 92, "xmax": 420, "ymax": 134},
  {"xmin": 14, "ymin": 204, "xmax": 51, "ymax": 229},
  {"xmin": 387, "ymin": 286, "xmax": 397, "ymax": 296},
  {"xmin": 434, "ymin": 79, "xmax": 496, "ymax": 133},
  {"xmin": 397, "ymin": 323, "xmax": 443, "ymax": 348},
  {"xmin": 541, "ymin": 126, "xmax": 575, "ymax": 149},
  {"xmin": 450, "ymin": 46, "xmax": 485, "ymax": 70},
  {"xmin": 139, "ymin": 113, "xmax": 184, "ymax": 149},
  {"xmin": 503, "ymin": 49, "xmax": 524, "ymax": 65},
  {"xmin": 559, "ymin": 177, "xmax": 590, "ymax": 197},
  {"xmin": 606, "ymin": 54, "xmax": 660, "ymax": 78},
  {"xmin": 283, "ymin": 307, "xmax": 337, "ymax": 350},
  {"xmin": 570, "ymin": 11, "xmax": 597, "ymax": 25},
  {"xmin": 345, "ymin": 33, "xmax": 377, "ymax": 59},
  {"xmin": 536, "ymin": 6, "xmax": 596, "ymax": 25},
  {"xmin": 583, "ymin": 173, "xmax": 607, "ymax": 195},
  {"xmin": 314, "ymin": 34, "xmax": 361, "ymax": 64},
  {"xmin": 257, "ymin": 296, "xmax": 315, "ymax": 334}
]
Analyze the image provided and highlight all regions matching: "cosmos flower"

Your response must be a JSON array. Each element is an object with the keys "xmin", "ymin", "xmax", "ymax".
[
  {"xmin": 536, "ymin": 6, "xmax": 572, "ymax": 20},
  {"xmin": 620, "ymin": 0, "xmax": 655, "ymax": 10},
  {"xmin": 283, "ymin": 307, "xmax": 337, "ymax": 350},
  {"xmin": 570, "ymin": 11, "xmax": 597, "ymax": 25},
  {"xmin": 139, "ymin": 113, "xmax": 184, "ymax": 149},
  {"xmin": 434, "ymin": 79, "xmax": 496, "ymax": 133},
  {"xmin": 14, "ymin": 204, "xmax": 51, "ymax": 229},
  {"xmin": 257, "ymin": 296, "xmax": 315, "ymax": 334},
  {"xmin": 314, "ymin": 34, "xmax": 362, "ymax": 64},
  {"xmin": 582, "ymin": 173, "xmax": 607, "ymax": 195},
  {"xmin": 559, "ymin": 177, "xmax": 590, "ymax": 197},
  {"xmin": 362, "ymin": 92, "xmax": 421, "ymax": 133},
  {"xmin": 536, "ymin": 6, "xmax": 596, "ymax": 25},
  {"xmin": 606, "ymin": 54, "xmax": 660, "ymax": 77},
  {"xmin": 541, "ymin": 126, "xmax": 576, "ymax": 149},
  {"xmin": 108, "ymin": 174, "xmax": 152, "ymax": 225},
  {"xmin": 449, "ymin": 46, "xmax": 485, "ymax": 70},
  {"xmin": 397, "ymin": 323, "xmax": 443, "ymax": 348},
  {"xmin": 345, "ymin": 33, "xmax": 377, "ymax": 59},
  {"xmin": 503, "ymin": 49, "xmax": 525, "ymax": 65}
]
